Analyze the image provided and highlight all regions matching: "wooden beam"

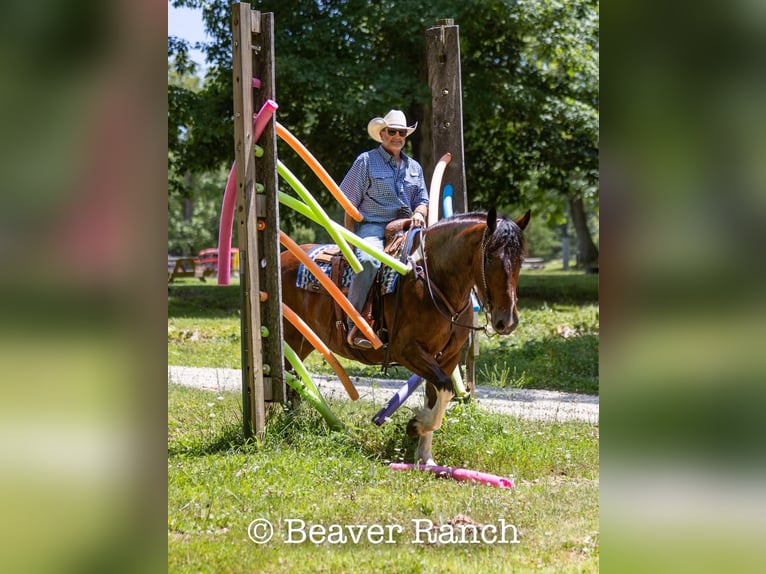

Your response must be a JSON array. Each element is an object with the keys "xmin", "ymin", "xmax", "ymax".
[
  {"xmin": 426, "ymin": 20, "xmax": 475, "ymax": 396},
  {"xmin": 252, "ymin": 11, "xmax": 286, "ymax": 404},
  {"xmin": 425, "ymin": 22, "xmax": 468, "ymax": 216},
  {"xmin": 232, "ymin": 3, "xmax": 265, "ymax": 439}
]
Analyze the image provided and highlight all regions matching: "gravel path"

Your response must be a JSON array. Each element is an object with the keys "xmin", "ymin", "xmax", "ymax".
[{"xmin": 168, "ymin": 366, "xmax": 598, "ymax": 424}]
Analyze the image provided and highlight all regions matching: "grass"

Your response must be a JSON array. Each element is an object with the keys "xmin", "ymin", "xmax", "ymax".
[
  {"xmin": 168, "ymin": 384, "xmax": 599, "ymax": 573},
  {"xmin": 168, "ymin": 271, "xmax": 599, "ymax": 394},
  {"xmin": 476, "ymin": 303, "xmax": 599, "ymax": 395}
]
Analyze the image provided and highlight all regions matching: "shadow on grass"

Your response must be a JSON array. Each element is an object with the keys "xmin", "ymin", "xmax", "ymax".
[
  {"xmin": 168, "ymin": 422, "xmax": 254, "ymax": 457},
  {"xmin": 168, "ymin": 284, "xmax": 241, "ymax": 319},
  {"xmin": 518, "ymin": 272, "xmax": 598, "ymax": 304}
]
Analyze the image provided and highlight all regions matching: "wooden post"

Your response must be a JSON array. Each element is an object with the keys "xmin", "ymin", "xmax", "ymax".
[
  {"xmin": 252, "ymin": 12, "xmax": 286, "ymax": 406},
  {"xmin": 426, "ymin": 19, "xmax": 476, "ymax": 396},
  {"xmin": 232, "ymin": 4, "xmax": 283, "ymax": 439},
  {"xmin": 426, "ymin": 19, "xmax": 468, "ymax": 217}
]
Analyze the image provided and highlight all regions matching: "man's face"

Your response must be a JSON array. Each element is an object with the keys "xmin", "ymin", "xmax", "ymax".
[{"xmin": 380, "ymin": 127, "xmax": 407, "ymax": 154}]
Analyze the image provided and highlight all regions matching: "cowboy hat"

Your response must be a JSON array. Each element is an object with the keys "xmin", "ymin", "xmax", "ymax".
[{"xmin": 367, "ymin": 109, "xmax": 418, "ymax": 142}]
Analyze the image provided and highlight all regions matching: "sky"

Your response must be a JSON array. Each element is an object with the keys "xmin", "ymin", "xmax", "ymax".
[{"xmin": 168, "ymin": 2, "xmax": 208, "ymax": 76}]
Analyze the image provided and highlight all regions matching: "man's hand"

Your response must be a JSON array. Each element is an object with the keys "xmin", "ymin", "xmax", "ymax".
[{"xmin": 412, "ymin": 211, "xmax": 426, "ymax": 228}]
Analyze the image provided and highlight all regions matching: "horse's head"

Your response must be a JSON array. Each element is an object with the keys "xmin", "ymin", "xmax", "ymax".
[{"xmin": 480, "ymin": 207, "xmax": 530, "ymax": 335}]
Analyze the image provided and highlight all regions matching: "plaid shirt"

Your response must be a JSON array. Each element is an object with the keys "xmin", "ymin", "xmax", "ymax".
[{"xmin": 339, "ymin": 146, "xmax": 428, "ymax": 224}]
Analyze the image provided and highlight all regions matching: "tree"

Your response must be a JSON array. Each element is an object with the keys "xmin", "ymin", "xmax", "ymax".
[{"xmin": 168, "ymin": 0, "xmax": 598, "ymax": 267}]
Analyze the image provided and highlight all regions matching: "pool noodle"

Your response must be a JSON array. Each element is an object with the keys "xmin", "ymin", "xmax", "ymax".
[
  {"xmin": 218, "ymin": 163, "xmax": 237, "ymax": 285},
  {"xmin": 218, "ymin": 99, "xmax": 278, "ymax": 285},
  {"xmin": 389, "ymin": 463, "xmax": 512, "ymax": 489},
  {"xmin": 428, "ymin": 153, "xmax": 451, "ymax": 226},
  {"xmin": 282, "ymin": 303, "xmax": 359, "ymax": 400},
  {"xmin": 275, "ymin": 122, "xmax": 363, "ymax": 223},
  {"xmin": 278, "ymin": 192, "xmax": 410, "ymax": 275},
  {"xmin": 279, "ymin": 231, "xmax": 383, "ymax": 350},
  {"xmin": 371, "ymin": 374, "xmax": 424, "ymax": 426},
  {"xmin": 283, "ymin": 344, "xmax": 344, "ymax": 432},
  {"xmin": 277, "ymin": 160, "xmax": 362, "ymax": 273}
]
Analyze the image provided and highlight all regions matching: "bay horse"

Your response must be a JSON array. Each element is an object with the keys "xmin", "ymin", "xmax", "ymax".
[{"xmin": 280, "ymin": 208, "xmax": 530, "ymax": 465}]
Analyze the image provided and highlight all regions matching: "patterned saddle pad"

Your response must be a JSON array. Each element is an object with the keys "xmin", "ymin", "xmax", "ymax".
[{"xmin": 295, "ymin": 244, "xmax": 401, "ymax": 295}]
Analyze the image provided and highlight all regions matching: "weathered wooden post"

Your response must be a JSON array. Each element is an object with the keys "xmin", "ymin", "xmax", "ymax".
[
  {"xmin": 231, "ymin": 3, "xmax": 284, "ymax": 439},
  {"xmin": 426, "ymin": 19, "xmax": 468, "ymax": 217},
  {"xmin": 425, "ymin": 18, "xmax": 477, "ymax": 395}
]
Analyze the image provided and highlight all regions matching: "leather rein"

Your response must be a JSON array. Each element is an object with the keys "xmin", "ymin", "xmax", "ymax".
[{"xmin": 412, "ymin": 226, "xmax": 491, "ymax": 332}]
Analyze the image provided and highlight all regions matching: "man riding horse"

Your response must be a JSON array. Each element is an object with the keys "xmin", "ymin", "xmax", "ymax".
[{"xmin": 339, "ymin": 109, "xmax": 429, "ymax": 350}]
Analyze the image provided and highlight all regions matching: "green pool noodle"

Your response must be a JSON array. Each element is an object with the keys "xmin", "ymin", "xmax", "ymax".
[
  {"xmin": 277, "ymin": 161, "xmax": 362, "ymax": 273},
  {"xmin": 278, "ymin": 192, "xmax": 411, "ymax": 275},
  {"xmin": 283, "ymin": 343, "xmax": 345, "ymax": 432}
]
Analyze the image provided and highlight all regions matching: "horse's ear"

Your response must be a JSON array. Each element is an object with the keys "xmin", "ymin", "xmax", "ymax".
[
  {"xmin": 515, "ymin": 210, "xmax": 531, "ymax": 231},
  {"xmin": 487, "ymin": 206, "xmax": 497, "ymax": 234}
]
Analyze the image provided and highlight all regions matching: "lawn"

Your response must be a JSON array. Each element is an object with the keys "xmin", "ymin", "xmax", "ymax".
[
  {"xmin": 168, "ymin": 384, "xmax": 599, "ymax": 573},
  {"xmin": 168, "ymin": 270, "xmax": 599, "ymax": 572}
]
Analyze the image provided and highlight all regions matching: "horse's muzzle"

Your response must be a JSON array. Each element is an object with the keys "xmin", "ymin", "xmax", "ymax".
[{"xmin": 492, "ymin": 309, "xmax": 518, "ymax": 335}]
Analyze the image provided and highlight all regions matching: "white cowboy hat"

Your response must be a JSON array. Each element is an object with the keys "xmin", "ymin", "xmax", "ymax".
[{"xmin": 367, "ymin": 109, "xmax": 418, "ymax": 142}]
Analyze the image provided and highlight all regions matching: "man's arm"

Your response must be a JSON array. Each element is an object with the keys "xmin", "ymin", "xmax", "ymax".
[
  {"xmin": 339, "ymin": 153, "xmax": 367, "ymax": 232},
  {"xmin": 344, "ymin": 212, "xmax": 355, "ymax": 232}
]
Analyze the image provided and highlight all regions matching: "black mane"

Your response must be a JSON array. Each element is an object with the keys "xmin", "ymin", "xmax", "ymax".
[{"xmin": 429, "ymin": 210, "xmax": 527, "ymax": 262}]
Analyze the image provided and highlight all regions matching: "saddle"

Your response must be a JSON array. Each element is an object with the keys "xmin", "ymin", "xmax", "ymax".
[{"xmin": 314, "ymin": 219, "xmax": 417, "ymax": 352}]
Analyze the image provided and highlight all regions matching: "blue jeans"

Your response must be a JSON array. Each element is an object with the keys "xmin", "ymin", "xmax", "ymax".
[{"xmin": 347, "ymin": 222, "xmax": 386, "ymax": 328}]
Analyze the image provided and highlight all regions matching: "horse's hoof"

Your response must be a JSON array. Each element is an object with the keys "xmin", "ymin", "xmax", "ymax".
[{"xmin": 406, "ymin": 417, "xmax": 421, "ymax": 438}]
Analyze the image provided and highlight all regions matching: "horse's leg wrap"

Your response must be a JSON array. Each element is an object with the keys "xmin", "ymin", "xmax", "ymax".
[
  {"xmin": 407, "ymin": 384, "xmax": 453, "ymax": 465},
  {"xmin": 415, "ymin": 432, "xmax": 435, "ymax": 466}
]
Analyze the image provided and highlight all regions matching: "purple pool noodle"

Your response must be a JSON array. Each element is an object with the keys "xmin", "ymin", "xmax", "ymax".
[
  {"xmin": 371, "ymin": 374, "xmax": 423, "ymax": 426},
  {"xmin": 389, "ymin": 463, "xmax": 513, "ymax": 489}
]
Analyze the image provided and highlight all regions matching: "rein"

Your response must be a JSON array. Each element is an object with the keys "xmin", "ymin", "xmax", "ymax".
[{"xmin": 413, "ymin": 226, "xmax": 490, "ymax": 332}]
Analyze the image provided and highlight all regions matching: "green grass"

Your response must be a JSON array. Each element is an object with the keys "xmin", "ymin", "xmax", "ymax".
[
  {"xmin": 475, "ymin": 303, "xmax": 599, "ymax": 395},
  {"xmin": 168, "ymin": 384, "xmax": 599, "ymax": 573},
  {"xmin": 168, "ymin": 272, "xmax": 599, "ymax": 394},
  {"xmin": 517, "ymin": 268, "xmax": 599, "ymax": 305}
]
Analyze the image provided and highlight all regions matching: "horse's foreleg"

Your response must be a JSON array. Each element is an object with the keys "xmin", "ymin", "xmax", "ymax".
[
  {"xmin": 409, "ymin": 381, "xmax": 453, "ymax": 465},
  {"xmin": 400, "ymin": 340, "xmax": 465, "ymax": 465}
]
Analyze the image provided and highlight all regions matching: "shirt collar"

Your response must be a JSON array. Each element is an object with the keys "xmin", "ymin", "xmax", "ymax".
[{"xmin": 376, "ymin": 145, "xmax": 409, "ymax": 167}]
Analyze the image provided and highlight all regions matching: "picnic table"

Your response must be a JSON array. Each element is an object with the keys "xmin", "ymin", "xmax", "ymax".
[
  {"xmin": 168, "ymin": 256, "xmax": 210, "ymax": 283},
  {"xmin": 522, "ymin": 257, "xmax": 545, "ymax": 270},
  {"xmin": 168, "ymin": 248, "xmax": 240, "ymax": 283}
]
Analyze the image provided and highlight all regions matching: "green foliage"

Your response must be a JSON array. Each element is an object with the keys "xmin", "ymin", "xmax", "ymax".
[
  {"xmin": 521, "ymin": 219, "xmax": 561, "ymax": 259},
  {"xmin": 168, "ymin": 0, "xmax": 598, "ymax": 224},
  {"xmin": 168, "ymin": 166, "xmax": 230, "ymax": 255},
  {"xmin": 477, "ymin": 303, "xmax": 599, "ymax": 395},
  {"xmin": 517, "ymin": 269, "xmax": 599, "ymax": 303}
]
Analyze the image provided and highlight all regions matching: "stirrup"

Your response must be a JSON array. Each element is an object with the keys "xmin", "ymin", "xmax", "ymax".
[{"xmin": 346, "ymin": 325, "xmax": 373, "ymax": 349}]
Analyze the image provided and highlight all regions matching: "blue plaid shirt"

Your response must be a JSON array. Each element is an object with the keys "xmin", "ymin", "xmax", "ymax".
[{"xmin": 339, "ymin": 146, "xmax": 429, "ymax": 224}]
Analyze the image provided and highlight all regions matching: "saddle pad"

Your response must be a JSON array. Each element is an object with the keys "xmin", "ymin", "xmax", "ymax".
[{"xmin": 295, "ymin": 244, "xmax": 401, "ymax": 295}]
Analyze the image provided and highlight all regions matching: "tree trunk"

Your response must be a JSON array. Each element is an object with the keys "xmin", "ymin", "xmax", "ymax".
[
  {"xmin": 183, "ymin": 171, "xmax": 193, "ymax": 221},
  {"xmin": 569, "ymin": 196, "xmax": 599, "ymax": 273}
]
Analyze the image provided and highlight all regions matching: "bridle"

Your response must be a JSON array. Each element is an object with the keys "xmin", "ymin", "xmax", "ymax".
[{"xmin": 412, "ymin": 225, "xmax": 492, "ymax": 332}]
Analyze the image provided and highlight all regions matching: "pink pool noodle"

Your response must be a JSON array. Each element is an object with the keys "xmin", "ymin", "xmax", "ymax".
[
  {"xmin": 217, "ymin": 99, "xmax": 278, "ymax": 285},
  {"xmin": 389, "ymin": 463, "xmax": 513, "ymax": 489},
  {"xmin": 252, "ymin": 99, "xmax": 278, "ymax": 145},
  {"xmin": 372, "ymin": 374, "xmax": 423, "ymax": 426}
]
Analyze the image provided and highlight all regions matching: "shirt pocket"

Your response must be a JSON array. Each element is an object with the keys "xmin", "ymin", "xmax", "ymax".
[
  {"xmin": 403, "ymin": 172, "xmax": 423, "ymax": 202},
  {"xmin": 370, "ymin": 174, "xmax": 398, "ymax": 200}
]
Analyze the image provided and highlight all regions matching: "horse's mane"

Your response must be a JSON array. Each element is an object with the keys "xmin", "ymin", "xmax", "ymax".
[{"xmin": 426, "ymin": 211, "xmax": 527, "ymax": 262}]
